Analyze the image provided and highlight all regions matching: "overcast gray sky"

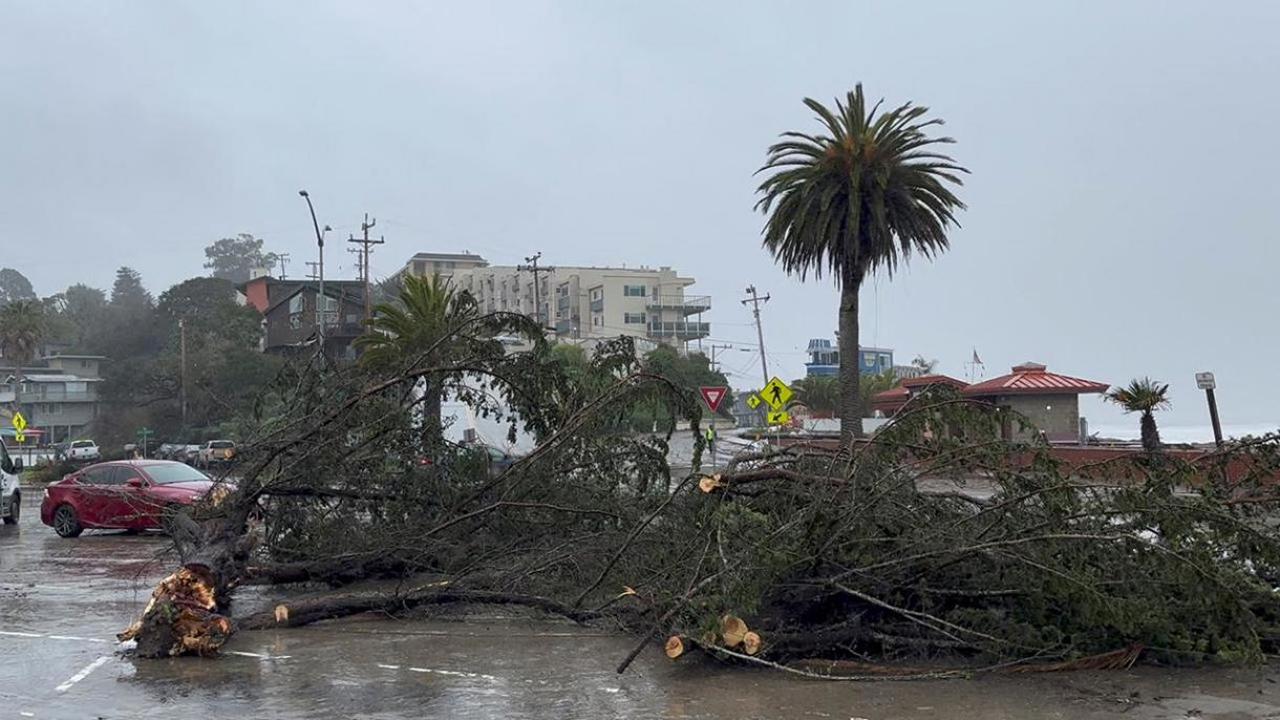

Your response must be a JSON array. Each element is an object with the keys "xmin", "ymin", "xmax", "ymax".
[{"xmin": 3, "ymin": 1, "xmax": 1277, "ymax": 435}]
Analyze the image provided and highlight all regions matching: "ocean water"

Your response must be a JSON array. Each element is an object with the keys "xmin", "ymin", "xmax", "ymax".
[{"xmin": 1091, "ymin": 423, "xmax": 1280, "ymax": 444}]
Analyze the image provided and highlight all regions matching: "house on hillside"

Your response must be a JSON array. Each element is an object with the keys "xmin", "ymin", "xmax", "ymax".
[
  {"xmin": 0, "ymin": 355, "xmax": 106, "ymax": 444},
  {"xmin": 239, "ymin": 276, "xmax": 367, "ymax": 361}
]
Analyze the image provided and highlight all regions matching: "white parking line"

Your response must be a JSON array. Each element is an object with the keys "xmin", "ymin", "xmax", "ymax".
[
  {"xmin": 408, "ymin": 666, "xmax": 499, "ymax": 681},
  {"xmin": 55, "ymin": 656, "xmax": 111, "ymax": 693},
  {"xmin": 226, "ymin": 651, "xmax": 291, "ymax": 660},
  {"xmin": 0, "ymin": 630, "xmax": 42, "ymax": 638}
]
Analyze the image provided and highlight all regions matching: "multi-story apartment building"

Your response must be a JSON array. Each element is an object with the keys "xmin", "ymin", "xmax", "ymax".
[
  {"xmin": 399, "ymin": 253, "xmax": 712, "ymax": 349},
  {"xmin": 0, "ymin": 355, "xmax": 106, "ymax": 443}
]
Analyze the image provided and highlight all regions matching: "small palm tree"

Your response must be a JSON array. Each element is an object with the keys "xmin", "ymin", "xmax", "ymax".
[
  {"xmin": 756, "ymin": 84, "xmax": 967, "ymax": 442},
  {"xmin": 791, "ymin": 375, "xmax": 839, "ymax": 418},
  {"xmin": 859, "ymin": 370, "xmax": 901, "ymax": 413},
  {"xmin": 1106, "ymin": 378, "xmax": 1171, "ymax": 452},
  {"xmin": 357, "ymin": 274, "xmax": 481, "ymax": 445},
  {"xmin": 0, "ymin": 300, "xmax": 46, "ymax": 395}
]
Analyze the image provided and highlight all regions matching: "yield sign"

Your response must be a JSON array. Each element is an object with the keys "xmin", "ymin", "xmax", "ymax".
[{"xmin": 699, "ymin": 386, "xmax": 729, "ymax": 413}]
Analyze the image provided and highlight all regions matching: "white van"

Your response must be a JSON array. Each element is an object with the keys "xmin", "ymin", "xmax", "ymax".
[{"xmin": 0, "ymin": 438, "xmax": 22, "ymax": 524}]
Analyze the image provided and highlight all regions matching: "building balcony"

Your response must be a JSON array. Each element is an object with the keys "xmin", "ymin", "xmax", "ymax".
[
  {"xmin": 16, "ymin": 391, "xmax": 98, "ymax": 403},
  {"xmin": 648, "ymin": 321, "xmax": 710, "ymax": 340},
  {"xmin": 589, "ymin": 298, "xmax": 604, "ymax": 313},
  {"xmin": 646, "ymin": 295, "xmax": 711, "ymax": 316}
]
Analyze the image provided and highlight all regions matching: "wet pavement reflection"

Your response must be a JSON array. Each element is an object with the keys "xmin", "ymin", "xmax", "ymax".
[{"xmin": 4, "ymin": 492, "xmax": 1280, "ymax": 719}]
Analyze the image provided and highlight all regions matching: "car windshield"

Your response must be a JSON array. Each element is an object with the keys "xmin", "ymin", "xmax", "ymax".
[
  {"xmin": 144, "ymin": 464, "xmax": 212, "ymax": 485},
  {"xmin": 71, "ymin": 441, "xmax": 95, "ymax": 448}
]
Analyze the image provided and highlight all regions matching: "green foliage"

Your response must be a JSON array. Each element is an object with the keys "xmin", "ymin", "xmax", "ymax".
[
  {"xmin": 0, "ymin": 268, "xmax": 37, "ymax": 306},
  {"xmin": 623, "ymin": 346, "xmax": 732, "ymax": 432},
  {"xmin": 756, "ymin": 84, "xmax": 966, "ymax": 438},
  {"xmin": 791, "ymin": 375, "xmax": 838, "ymax": 416},
  {"xmin": 1107, "ymin": 377, "xmax": 1171, "ymax": 452},
  {"xmin": 0, "ymin": 300, "xmax": 46, "ymax": 376},
  {"xmin": 203, "ymin": 233, "xmax": 279, "ymax": 283}
]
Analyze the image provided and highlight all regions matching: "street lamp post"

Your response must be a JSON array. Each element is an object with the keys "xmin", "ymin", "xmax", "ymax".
[{"xmin": 298, "ymin": 190, "xmax": 331, "ymax": 348}]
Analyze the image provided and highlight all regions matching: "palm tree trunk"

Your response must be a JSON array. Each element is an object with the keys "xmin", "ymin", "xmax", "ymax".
[
  {"xmin": 1140, "ymin": 410, "xmax": 1161, "ymax": 453},
  {"xmin": 838, "ymin": 276, "xmax": 863, "ymax": 445}
]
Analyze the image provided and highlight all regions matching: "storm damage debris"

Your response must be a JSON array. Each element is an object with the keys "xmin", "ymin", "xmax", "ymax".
[
  {"xmin": 119, "ymin": 314, "xmax": 1280, "ymax": 677},
  {"xmin": 119, "ymin": 565, "xmax": 233, "ymax": 657}
]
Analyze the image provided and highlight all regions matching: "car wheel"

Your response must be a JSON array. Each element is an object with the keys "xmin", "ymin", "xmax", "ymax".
[
  {"xmin": 3, "ymin": 492, "xmax": 18, "ymax": 525},
  {"xmin": 53, "ymin": 504, "xmax": 83, "ymax": 538}
]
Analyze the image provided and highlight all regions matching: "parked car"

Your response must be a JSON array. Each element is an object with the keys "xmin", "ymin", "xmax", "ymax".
[
  {"xmin": 66, "ymin": 440, "xmax": 101, "ymax": 462},
  {"xmin": 198, "ymin": 440, "xmax": 237, "ymax": 468},
  {"xmin": 155, "ymin": 443, "xmax": 183, "ymax": 460},
  {"xmin": 181, "ymin": 444, "xmax": 202, "ymax": 465},
  {"xmin": 39, "ymin": 460, "xmax": 219, "ymax": 537},
  {"xmin": 0, "ymin": 438, "xmax": 23, "ymax": 525}
]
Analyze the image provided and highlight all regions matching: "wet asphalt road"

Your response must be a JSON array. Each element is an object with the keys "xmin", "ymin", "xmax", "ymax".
[{"xmin": 5, "ymin": 491, "xmax": 1280, "ymax": 719}]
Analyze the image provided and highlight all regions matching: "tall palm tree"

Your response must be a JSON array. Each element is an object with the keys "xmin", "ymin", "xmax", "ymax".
[
  {"xmin": 756, "ymin": 85, "xmax": 967, "ymax": 442},
  {"xmin": 357, "ymin": 274, "xmax": 482, "ymax": 445},
  {"xmin": 0, "ymin": 300, "xmax": 46, "ymax": 396},
  {"xmin": 1106, "ymin": 378, "xmax": 1171, "ymax": 452}
]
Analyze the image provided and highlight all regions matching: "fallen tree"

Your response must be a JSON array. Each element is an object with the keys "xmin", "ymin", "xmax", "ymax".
[{"xmin": 121, "ymin": 324, "xmax": 1280, "ymax": 676}]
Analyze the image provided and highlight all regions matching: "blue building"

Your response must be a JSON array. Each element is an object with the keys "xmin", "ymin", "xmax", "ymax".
[{"xmin": 804, "ymin": 339, "xmax": 893, "ymax": 377}]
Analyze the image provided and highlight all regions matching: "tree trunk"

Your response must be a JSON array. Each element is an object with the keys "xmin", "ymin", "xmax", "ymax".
[
  {"xmin": 422, "ymin": 382, "xmax": 444, "ymax": 451},
  {"xmin": 1140, "ymin": 410, "xmax": 1161, "ymax": 453},
  {"xmin": 837, "ymin": 276, "xmax": 863, "ymax": 445}
]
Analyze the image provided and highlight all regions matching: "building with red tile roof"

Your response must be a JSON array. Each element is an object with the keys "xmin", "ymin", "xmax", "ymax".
[
  {"xmin": 870, "ymin": 374, "xmax": 968, "ymax": 415},
  {"xmin": 871, "ymin": 362, "xmax": 1109, "ymax": 444}
]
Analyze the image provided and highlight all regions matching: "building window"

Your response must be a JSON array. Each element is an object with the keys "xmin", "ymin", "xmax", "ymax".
[
  {"xmin": 623, "ymin": 285, "xmax": 647, "ymax": 297},
  {"xmin": 863, "ymin": 352, "xmax": 876, "ymax": 365},
  {"xmin": 624, "ymin": 312, "xmax": 646, "ymax": 324},
  {"xmin": 590, "ymin": 287, "xmax": 603, "ymax": 301},
  {"xmin": 288, "ymin": 295, "xmax": 305, "ymax": 329},
  {"xmin": 593, "ymin": 316, "xmax": 602, "ymax": 326},
  {"xmin": 880, "ymin": 354, "xmax": 891, "ymax": 367}
]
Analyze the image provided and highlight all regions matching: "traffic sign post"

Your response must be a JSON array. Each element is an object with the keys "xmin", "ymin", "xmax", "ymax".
[
  {"xmin": 136, "ymin": 427, "xmax": 154, "ymax": 458},
  {"xmin": 11, "ymin": 412, "xmax": 26, "ymax": 444},
  {"xmin": 699, "ymin": 386, "xmax": 729, "ymax": 469},
  {"xmin": 761, "ymin": 377, "xmax": 792, "ymax": 411},
  {"xmin": 1195, "ymin": 372, "xmax": 1223, "ymax": 448}
]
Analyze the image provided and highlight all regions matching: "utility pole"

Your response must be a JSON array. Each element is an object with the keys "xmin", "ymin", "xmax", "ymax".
[
  {"xmin": 348, "ymin": 214, "xmax": 383, "ymax": 321},
  {"xmin": 178, "ymin": 318, "xmax": 188, "ymax": 428},
  {"xmin": 305, "ymin": 262, "xmax": 320, "ymax": 280},
  {"xmin": 517, "ymin": 252, "xmax": 556, "ymax": 327},
  {"xmin": 741, "ymin": 285, "xmax": 771, "ymax": 386},
  {"xmin": 707, "ymin": 343, "xmax": 733, "ymax": 372},
  {"xmin": 276, "ymin": 252, "xmax": 290, "ymax": 280}
]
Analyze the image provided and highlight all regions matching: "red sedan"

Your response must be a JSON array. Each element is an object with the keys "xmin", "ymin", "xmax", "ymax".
[{"xmin": 40, "ymin": 460, "xmax": 219, "ymax": 538}]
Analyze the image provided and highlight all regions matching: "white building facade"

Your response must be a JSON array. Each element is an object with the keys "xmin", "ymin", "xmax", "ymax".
[{"xmin": 399, "ymin": 253, "xmax": 711, "ymax": 350}]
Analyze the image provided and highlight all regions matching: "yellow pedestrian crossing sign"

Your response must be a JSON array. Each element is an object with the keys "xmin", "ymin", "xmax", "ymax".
[
  {"xmin": 745, "ymin": 393, "xmax": 763, "ymax": 410},
  {"xmin": 761, "ymin": 377, "xmax": 792, "ymax": 411},
  {"xmin": 766, "ymin": 409, "xmax": 791, "ymax": 426},
  {"xmin": 11, "ymin": 411, "xmax": 27, "ymax": 444}
]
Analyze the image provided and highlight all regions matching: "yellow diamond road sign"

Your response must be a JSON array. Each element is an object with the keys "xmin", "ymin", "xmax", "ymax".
[
  {"xmin": 766, "ymin": 409, "xmax": 790, "ymax": 426},
  {"xmin": 761, "ymin": 377, "xmax": 793, "ymax": 411},
  {"xmin": 12, "ymin": 412, "xmax": 26, "ymax": 433},
  {"xmin": 745, "ymin": 393, "xmax": 763, "ymax": 410}
]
